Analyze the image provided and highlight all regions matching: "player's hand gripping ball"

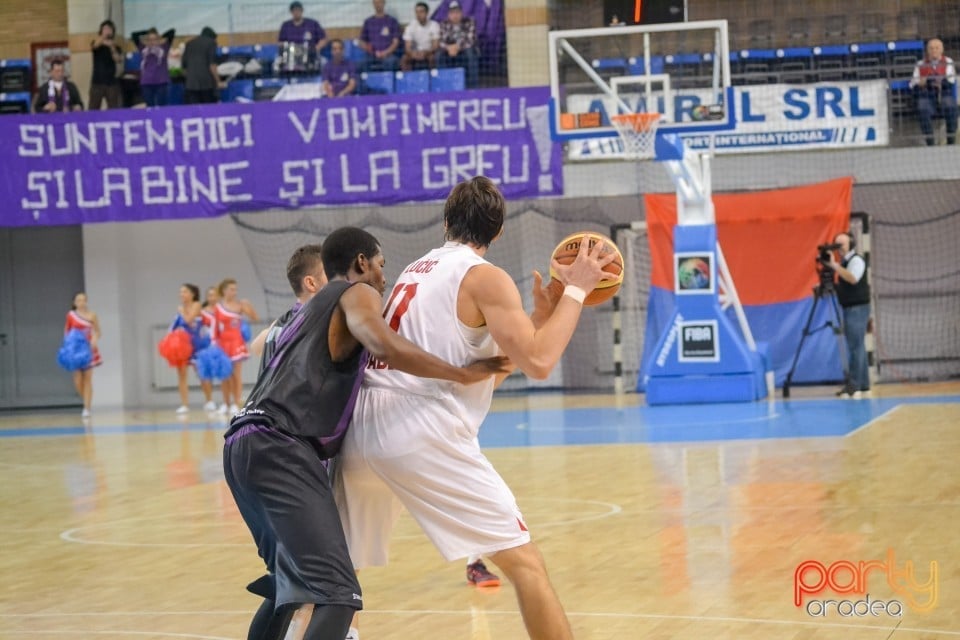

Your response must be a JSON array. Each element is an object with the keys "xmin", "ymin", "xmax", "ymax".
[{"xmin": 548, "ymin": 232, "xmax": 624, "ymax": 305}]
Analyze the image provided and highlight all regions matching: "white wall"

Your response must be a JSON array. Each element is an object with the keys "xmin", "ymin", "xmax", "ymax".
[{"xmin": 83, "ymin": 215, "xmax": 267, "ymax": 408}]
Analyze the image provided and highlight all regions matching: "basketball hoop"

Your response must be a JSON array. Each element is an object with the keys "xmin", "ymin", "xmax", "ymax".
[{"xmin": 610, "ymin": 113, "xmax": 662, "ymax": 159}]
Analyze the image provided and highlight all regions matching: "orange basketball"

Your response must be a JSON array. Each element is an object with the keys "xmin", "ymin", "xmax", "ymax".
[{"xmin": 548, "ymin": 232, "xmax": 624, "ymax": 306}]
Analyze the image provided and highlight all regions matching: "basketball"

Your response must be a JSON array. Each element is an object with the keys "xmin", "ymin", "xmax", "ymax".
[{"xmin": 549, "ymin": 232, "xmax": 624, "ymax": 306}]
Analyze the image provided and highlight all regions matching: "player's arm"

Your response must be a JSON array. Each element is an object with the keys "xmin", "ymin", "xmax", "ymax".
[
  {"xmin": 250, "ymin": 321, "xmax": 276, "ymax": 357},
  {"xmin": 467, "ymin": 238, "xmax": 612, "ymax": 380},
  {"xmin": 340, "ymin": 283, "xmax": 507, "ymax": 384},
  {"xmin": 493, "ymin": 270, "xmax": 562, "ymax": 388}
]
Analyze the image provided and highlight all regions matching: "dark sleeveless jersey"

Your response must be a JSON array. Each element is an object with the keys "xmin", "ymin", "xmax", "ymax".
[
  {"xmin": 228, "ymin": 280, "xmax": 366, "ymax": 458},
  {"xmin": 837, "ymin": 253, "xmax": 871, "ymax": 308},
  {"xmin": 257, "ymin": 301, "xmax": 303, "ymax": 377}
]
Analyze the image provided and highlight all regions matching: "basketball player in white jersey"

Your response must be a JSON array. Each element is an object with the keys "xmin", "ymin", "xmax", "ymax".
[{"xmin": 337, "ymin": 176, "xmax": 614, "ymax": 640}]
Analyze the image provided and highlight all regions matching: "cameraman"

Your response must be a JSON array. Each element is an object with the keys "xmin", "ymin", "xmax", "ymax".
[
  {"xmin": 910, "ymin": 38, "xmax": 957, "ymax": 146},
  {"xmin": 826, "ymin": 232, "xmax": 870, "ymax": 398}
]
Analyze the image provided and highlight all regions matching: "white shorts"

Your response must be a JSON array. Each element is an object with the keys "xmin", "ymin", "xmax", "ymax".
[{"xmin": 335, "ymin": 386, "xmax": 530, "ymax": 567}]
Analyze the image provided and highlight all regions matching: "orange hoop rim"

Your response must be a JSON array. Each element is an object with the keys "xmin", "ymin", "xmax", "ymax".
[{"xmin": 611, "ymin": 113, "xmax": 661, "ymax": 132}]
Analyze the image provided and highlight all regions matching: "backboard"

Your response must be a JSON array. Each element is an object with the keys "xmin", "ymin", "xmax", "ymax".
[{"xmin": 548, "ymin": 20, "xmax": 735, "ymax": 141}]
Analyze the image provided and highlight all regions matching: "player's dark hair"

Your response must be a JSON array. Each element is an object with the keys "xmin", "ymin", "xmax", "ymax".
[
  {"xmin": 71, "ymin": 291, "xmax": 85, "ymax": 311},
  {"xmin": 330, "ymin": 38, "xmax": 343, "ymax": 48},
  {"xmin": 182, "ymin": 283, "xmax": 200, "ymax": 302},
  {"xmin": 416, "ymin": 2, "xmax": 429, "ymax": 11},
  {"xmin": 50, "ymin": 59, "xmax": 65, "ymax": 70},
  {"xmin": 322, "ymin": 227, "xmax": 381, "ymax": 279},
  {"xmin": 443, "ymin": 176, "xmax": 505, "ymax": 248},
  {"xmin": 99, "ymin": 20, "xmax": 116, "ymax": 37},
  {"xmin": 287, "ymin": 244, "xmax": 324, "ymax": 296}
]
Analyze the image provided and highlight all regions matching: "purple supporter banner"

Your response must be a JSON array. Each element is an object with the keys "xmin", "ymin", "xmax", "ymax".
[{"xmin": 0, "ymin": 87, "xmax": 562, "ymax": 227}]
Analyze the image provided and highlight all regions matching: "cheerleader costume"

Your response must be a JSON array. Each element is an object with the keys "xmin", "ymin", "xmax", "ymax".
[
  {"xmin": 64, "ymin": 310, "xmax": 102, "ymax": 369},
  {"xmin": 170, "ymin": 312, "xmax": 205, "ymax": 363},
  {"xmin": 214, "ymin": 302, "xmax": 249, "ymax": 362}
]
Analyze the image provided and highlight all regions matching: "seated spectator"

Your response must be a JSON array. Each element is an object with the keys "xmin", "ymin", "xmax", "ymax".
[
  {"xmin": 89, "ymin": 20, "xmax": 123, "ymax": 109},
  {"xmin": 401, "ymin": 2, "xmax": 440, "ymax": 71},
  {"xmin": 34, "ymin": 59, "xmax": 82, "ymax": 113},
  {"xmin": 323, "ymin": 39, "xmax": 358, "ymax": 97},
  {"xmin": 359, "ymin": 0, "xmax": 401, "ymax": 72},
  {"xmin": 140, "ymin": 27, "xmax": 175, "ymax": 107},
  {"xmin": 182, "ymin": 27, "xmax": 222, "ymax": 105},
  {"xmin": 278, "ymin": 1, "xmax": 327, "ymax": 69},
  {"xmin": 910, "ymin": 38, "xmax": 957, "ymax": 145},
  {"xmin": 438, "ymin": 1, "xmax": 478, "ymax": 88}
]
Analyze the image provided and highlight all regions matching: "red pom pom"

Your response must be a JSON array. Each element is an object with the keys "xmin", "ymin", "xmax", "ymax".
[{"xmin": 158, "ymin": 328, "xmax": 194, "ymax": 367}]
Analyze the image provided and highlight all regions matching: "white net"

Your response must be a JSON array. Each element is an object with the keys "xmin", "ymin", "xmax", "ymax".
[
  {"xmin": 231, "ymin": 196, "xmax": 647, "ymax": 392},
  {"xmin": 610, "ymin": 113, "xmax": 662, "ymax": 160},
  {"xmin": 612, "ymin": 224, "xmax": 652, "ymax": 391}
]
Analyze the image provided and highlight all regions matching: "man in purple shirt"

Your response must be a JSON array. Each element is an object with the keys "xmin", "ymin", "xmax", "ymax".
[
  {"xmin": 359, "ymin": 0, "xmax": 401, "ymax": 72},
  {"xmin": 139, "ymin": 27, "xmax": 174, "ymax": 107},
  {"xmin": 323, "ymin": 39, "xmax": 358, "ymax": 97},
  {"xmin": 279, "ymin": 1, "xmax": 328, "ymax": 56}
]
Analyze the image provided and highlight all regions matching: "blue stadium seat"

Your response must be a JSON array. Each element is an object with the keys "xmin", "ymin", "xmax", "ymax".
[
  {"xmin": 125, "ymin": 52, "xmax": 141, "ymax": 73},
  {"xmin": 812, "ymin": 45, "xmax": 850, "ymax": 82},
  {"xmin": 394, "ymin": 70, "xmax": 429, "ymax": 94},
  {"xmin": 218, "ymin": 45, "xmax": 256, "ymax": 61},
  {"xmin": 592, "ymin": 58, "xmax": 627, "ymax": 75},
  {"xmin": 345, "ymin": 39, "xmax": 367, "ymax": 64},
  {"xmin": 254, "ymin": 77, "xmax": 288, "ymax": 101},
  {"xmin": 430, "ymin": 67, "xmax": 465, "ymax": 92},
  {"xmin": 168, "ymin": 82, "xmax": 185, "ymax": 105},
  {"xmin": 360, "ymin": 71, "xmax": 394, "ymax": 94},
  {"xmin": 223, "ymin": 78, "xmax": 255, "ymax": 102},
  {"xmin": 626, "ymin": 56, "xmax": 664, "ymax": 76},
  {"xmin": 0, "ymin": 91, "xmax": 30, "ymax": 114},
  {"xmin": 254, "ymin": 44, "xmax": 279, "ymax": 64},
  {"xmin": 776, "ymin": 47, "xmax": 813, "ymax": 83}
]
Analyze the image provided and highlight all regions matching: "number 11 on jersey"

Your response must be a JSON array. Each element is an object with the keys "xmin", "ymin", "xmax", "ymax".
[{"xmin": 369, "ymin": 283, "xmax": 419, "ymax": 370}]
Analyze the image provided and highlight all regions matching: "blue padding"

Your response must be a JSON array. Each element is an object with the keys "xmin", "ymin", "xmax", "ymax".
[
  {"xmin": 0, "ymin": 91, "xmax": 30, "ymax": 104},
  {"xmin": 394, "ymin": 70, "xmax": 429, "ymax": 94},
  {"xmin": 430, "ymin": 67, "xmax": 464, "ymax": 92},
  {"xmin": 255, "ymin": 77, "xmax": 288, "ymax": 88},
  {"xmin": 168, "ymin": 82, "xmax": 184, "ymax": 105},
  {"xmin": 592, "ymin": 57, "xmax": 627, "ymax": 70},
  {"xmin": 665, "ymin": 53, "xmax": 701, "ymax": 65},
  {"xmin": 0, "ymin": 59, "xmax": 30, "ymax": 69},
  {"xmin": 814, "ymin": 45, "xmax": 850, "ymax": 56},
  {"xmin": 739, "ymin": 48, "xmax": 778, "ymax": 60},
  {"xmin": 654, "ymin": 133, "xmax": 685, "ymax": 161},
  {"xmin": 890, "ymin": 40, "xmax": 924, "ymax": 52},
  {"xmin": 218, "ymin": 45, "xmax": 255, "ymax": 57},
  {"xmin": 777, "ymin": 47, "xmax": 813, "ymax": 58},
  {"xmin": 853, "ymin": 42, "xmax": 889, "ymax": 54}
]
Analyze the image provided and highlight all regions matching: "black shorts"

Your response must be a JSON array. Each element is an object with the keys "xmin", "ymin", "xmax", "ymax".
[{"xmin": 223, "ymin": 423, "xmax": 362, "ymax": 609}]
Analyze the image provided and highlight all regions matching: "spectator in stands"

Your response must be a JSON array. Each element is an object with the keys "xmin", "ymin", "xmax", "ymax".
[
  {"xmin": 89, "ymin": 20, "xmax": 123, "ymax": 110},
  {"xmin": 182, "ymin": 27, "xmax": 221, "ymax": 105},
  {"xmin": 140, "ymin": 28, "xmax": 175, "ymax": 107},
  {"xmin": 34, "ymin": 60, "xmax": 82, "ymax": 113},
  {"xmin": 278, "ymin": 1, "xmax": 328, "ymax": 65},
  {"xmin": 323, "ymin": 39, "xmax": 358, "ymax": 97},
  {"xmin": 438, "ymin": 1, "xmax": 479, "ymax": 88},
  {"xmin": 401, "ymin": 2, "xmax": 440, "ymax": 71},
  {"xmin": 910, "ymin": 38, "xmax": 957, "ymax": 145},
  {"xmin": 359, "ymin": 0, "xmax": 401, "ymax": 72}
]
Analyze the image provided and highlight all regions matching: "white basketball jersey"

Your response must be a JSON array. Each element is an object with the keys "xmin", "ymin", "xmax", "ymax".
[{"xmin": 364, "ymin": 242, "xmax": 498, "ymax": 435}]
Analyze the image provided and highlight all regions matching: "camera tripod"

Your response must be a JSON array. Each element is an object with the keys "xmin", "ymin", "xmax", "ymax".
[{"xmin": 782, "ymin": 280, "xmax": 850, "ymax": 398}]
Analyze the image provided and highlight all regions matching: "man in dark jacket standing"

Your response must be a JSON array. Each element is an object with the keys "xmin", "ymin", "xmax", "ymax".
[{"xmin": 182, "ymin": 26, "xmax": 221, "ymax": 104}]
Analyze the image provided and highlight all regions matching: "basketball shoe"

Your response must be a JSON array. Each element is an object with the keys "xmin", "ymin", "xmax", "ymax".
[{"xmin": 466, "ymin": 560, "xmax": 501, "ymax": 588}]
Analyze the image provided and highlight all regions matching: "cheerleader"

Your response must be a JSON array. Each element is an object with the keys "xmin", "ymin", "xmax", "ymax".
[
  {"xmin": 213, "ymin": 278, "xmax": 259, "ymax": 415},
  {"xmin": 169, "ymin": 284, "xmax": 203, "ymax": 414},
  {"xmin": 198, "ymin": 287, "xmax": 220, "ymax": 412},
  {"xmin": 65, "ymin": 292, "xmax": 102, "ymax": 418}
]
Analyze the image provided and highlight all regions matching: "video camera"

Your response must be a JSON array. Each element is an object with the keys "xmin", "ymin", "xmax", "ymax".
[{"xmin": 815, "ymin": 243, "xmax": 842, "ymax": 289}]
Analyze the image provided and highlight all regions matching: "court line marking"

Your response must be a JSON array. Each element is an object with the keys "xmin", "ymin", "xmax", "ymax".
[
  {"xmin": 845, "ymin": 404, "xmax": 902, "ymax": 438},
  {"xmin": 515, "ymin": 411, "xmax": 781, "ymax": 432},
  {"xmin": 59, "ymin": 499, "xmax": 623, "ymax": 548},
  {"xmin": 2, "ymin": 609, "xmax": 957, "ymax": 637}
]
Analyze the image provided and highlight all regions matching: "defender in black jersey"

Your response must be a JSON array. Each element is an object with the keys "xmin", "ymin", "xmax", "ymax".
[{"xmin": 222, "ymin": 227, "xmax": 507, "ymax": 640}]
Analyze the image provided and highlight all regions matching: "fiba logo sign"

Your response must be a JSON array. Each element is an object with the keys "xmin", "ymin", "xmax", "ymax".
[{"xmin": 678, "ymin": 320, "xmax": 718, "ymax": 362}]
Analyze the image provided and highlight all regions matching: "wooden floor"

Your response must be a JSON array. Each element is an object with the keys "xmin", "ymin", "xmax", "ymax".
[{"xmin": 1, "ymin": 384, "xmax": 958, "ymax": 639}]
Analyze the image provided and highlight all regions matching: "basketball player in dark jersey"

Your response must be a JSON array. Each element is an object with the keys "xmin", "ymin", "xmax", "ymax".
[
  {"xmin": 223, "ymin": 227, "xmax": 507, "ymax": 640},
  {"xmin": 250, "ymin": 244, "xmax": 327, "ymax": 374}
]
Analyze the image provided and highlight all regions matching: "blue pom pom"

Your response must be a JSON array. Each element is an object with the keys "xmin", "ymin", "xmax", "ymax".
[
  {"xmin": 240, "ymin": 319, "xmax": 251, "ymax": 342},
  {"xmin": 195, "ymin": 344, "xmax": 234, "ymax": 381},
  {"xmin": 57, "ymin": 329, "xmax": 92, "ymax": 371}
]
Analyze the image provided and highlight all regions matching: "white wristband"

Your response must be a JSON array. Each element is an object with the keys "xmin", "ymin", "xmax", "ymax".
[{"xmin": 563, "ymin": 285, "xmax": 587, "ymax": 304}]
